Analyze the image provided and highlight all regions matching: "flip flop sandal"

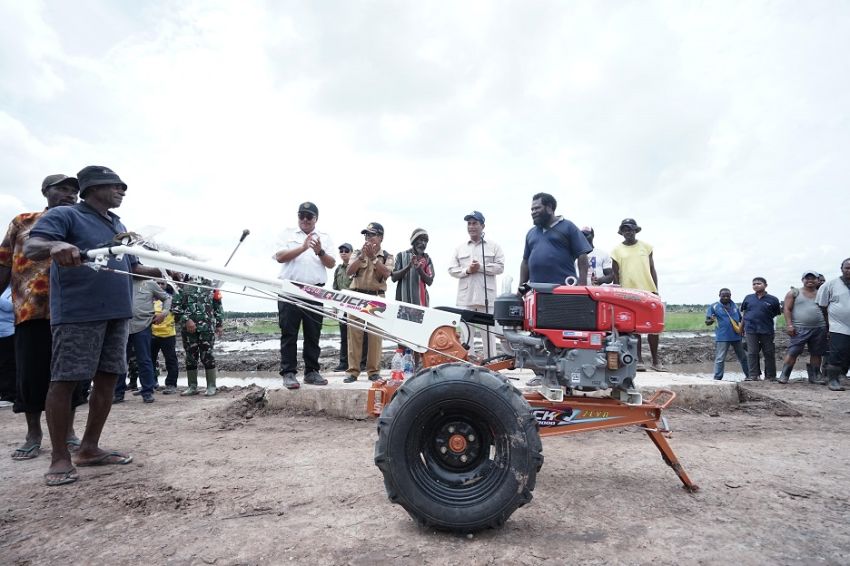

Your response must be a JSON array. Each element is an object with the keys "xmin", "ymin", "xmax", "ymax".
[
  {"xmin": 12, "ymin": 443, "xmax": 41, "ymax": 460},
  {"xmin": 45, "ymin": 469, "xmax": 79, "ymax": 487},
  {"xmin": 66, "ymin": 438, "xmax": 82, "ymax": 452},
  {"xmin": 75, "ymin": 450, "xmax": 133, "ymax": 467}
]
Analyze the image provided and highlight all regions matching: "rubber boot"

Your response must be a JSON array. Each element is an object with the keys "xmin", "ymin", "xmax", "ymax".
[
  {"xmin": 826, "ymin": 366, "xmax": 845, "ymax": 392},
  {"xmin": 777, "ymin": 363, "xmax": 792, "ymax": 384},
  {"xmin": 805, "ymin": 363, "xmax": 816, "ymax": 384},
  {"xmin": 813, "ymin": 365, "xmax": 828, "ymax": 385},
  {"xmin": 181, "ymin": 369, "xmax": 199, "ymax": 396},
  {"xmin": 204, "ymin": 368, "xmax": 217, "ymax": 397}
]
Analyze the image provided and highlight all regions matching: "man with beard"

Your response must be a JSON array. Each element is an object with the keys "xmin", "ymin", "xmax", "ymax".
[
  {"xmin": 392, "ymin": 228, "xmax": 434, "ymax": 307},
  {"xmin": 519, "ymin": 193, "xmax": 591, "ymax": 290},
  {"xmin": 817, "ymin": 258, "xmax": 850, "ymax": 391}
]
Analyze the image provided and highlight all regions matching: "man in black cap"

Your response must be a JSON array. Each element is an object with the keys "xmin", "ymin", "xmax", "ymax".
[
  {"xmin": 24, "ymin": 165, "xmax": 164, "ymax": 486},
  {"xmin": 448, "ymin": 211, "xmax": 505, "ymax": 359},
  {"xmin": 0, "ymin": 174, "xmax": 86, "ymax": 463},
  {"xmin": 611, "ymin": 218, "xmax": 662, "ymax": 370},
  {"xmin": 343, "ymin": 222, "xmax": 394, "ymax": 382},
  {"xmin": 332, "ymin": 242, "xmax": 366, "ymax": 372},
  {"xmin": 273, "ymin": 202, "xmax": 337, "ymax": 389}
]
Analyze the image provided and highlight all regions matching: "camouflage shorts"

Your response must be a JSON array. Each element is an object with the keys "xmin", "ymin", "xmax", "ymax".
[{"xmin": 51, "ymin": 319, "xmax": 130, "ymax": 381}]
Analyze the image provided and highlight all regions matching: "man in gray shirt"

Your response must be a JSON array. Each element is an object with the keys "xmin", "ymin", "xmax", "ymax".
[
  {"xmin": 816, "ymin": 258, "xmax": 850, "ymax": 391},
  {"xmin": 114, "ymin": 277, "xmax": 172, "ymax": 403},
  {"xmin": 779, "ymin": 271, "xmax": 827, "ymax": 384}
]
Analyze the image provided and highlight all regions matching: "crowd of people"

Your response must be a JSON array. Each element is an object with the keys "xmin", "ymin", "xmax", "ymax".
[
  {"xmin": 2, "ymin": 168, "xmax": 848, "ymax": 487},
  {"xmin": 705, "ymin": 265, "xmax": 850, "ymax": 392}
]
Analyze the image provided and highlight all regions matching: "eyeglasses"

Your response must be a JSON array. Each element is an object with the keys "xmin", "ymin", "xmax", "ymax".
[
  {"xmin": 298, "ymin": 212, "xmax": 316, "ymax": 221},
  {"xmin": 363, "ymin": 232, "xmax": 377, "ymax": 238}
]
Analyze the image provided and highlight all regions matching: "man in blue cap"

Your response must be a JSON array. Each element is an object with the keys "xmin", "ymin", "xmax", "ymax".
[
  {"xmin": 448, "ymin": 210, "xmax": 505, "ymax": 359},
  {"xmin": 25, "ymin": 165, "xmax": 163, "ymax": 486}
]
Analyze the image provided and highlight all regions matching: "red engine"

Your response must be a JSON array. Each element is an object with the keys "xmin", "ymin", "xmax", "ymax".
[{"xmin": 522, "ymin": 285, "xmax": 664, "ymax": 347}]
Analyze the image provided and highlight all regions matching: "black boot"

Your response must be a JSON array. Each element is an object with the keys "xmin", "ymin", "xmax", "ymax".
[
  {"xmin": 826, "ymin": 366, "xmax": 845, "ymax": 392},
  {"xmin": 805, "ymin": 363, "xmax": 816, "ymax": 384},
  {"xmin": 778, "ymin": 363, "xmax": 792, "ymax": 384},
  {"xmin": 813, "ymin": 365, "xmax": 828, "ymax": 385}
]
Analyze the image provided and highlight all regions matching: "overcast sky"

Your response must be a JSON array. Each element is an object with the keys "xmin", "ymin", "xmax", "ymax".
[{"xmin": 2, "ymin": 0, "xmax": 848, "ymax": 312}]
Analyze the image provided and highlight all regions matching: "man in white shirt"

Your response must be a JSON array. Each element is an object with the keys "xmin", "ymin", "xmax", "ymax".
[
  {"xmin": 273, "ymin": 202, "xmax": 336, "ymax": 389},
  {"xmin": 578, "ymin": 226, "xmax": 613, "ymax": 285},
  {"xmin": 447, "ymin": 211, "xmax": 505, "ymax": 359}
]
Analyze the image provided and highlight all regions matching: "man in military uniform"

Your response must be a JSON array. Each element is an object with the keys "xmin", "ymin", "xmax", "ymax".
[{"xmin": 171, "ymin": 276, "xmax": 223, "ymax": 396}]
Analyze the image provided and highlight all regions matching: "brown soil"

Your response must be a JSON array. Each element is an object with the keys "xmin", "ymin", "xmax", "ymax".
[{"xmin": 2, "ymin": 377, "xmax": 849, "ymax": 565}]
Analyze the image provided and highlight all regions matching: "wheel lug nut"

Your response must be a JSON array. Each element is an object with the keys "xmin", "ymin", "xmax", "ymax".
[
  {"xmin": 468, "ymin": 435, "xmax": 475, "ymax": 442},
  {"xmin": 448, "ymin": 426, "xmax": 455, "ymax": 433},
  {"xmin": 440, "ymin": 446, "xmax": 447, "ymax": 454},
  {"xmin": 460, "ymin": 455, "xmax": 468, "ymax": 463}
]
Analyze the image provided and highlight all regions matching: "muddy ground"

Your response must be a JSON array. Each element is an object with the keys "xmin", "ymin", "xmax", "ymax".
[
  {"xmin": 3, "ymin": 328, "xmax": 847, "ymax": 565},
  {"xmin": 215, "ymin": 325, "xmax": 792, "ymax": 373},
  {"xmin": 2, "ymin": 373, "xmax": 850, "ymax": 564}
]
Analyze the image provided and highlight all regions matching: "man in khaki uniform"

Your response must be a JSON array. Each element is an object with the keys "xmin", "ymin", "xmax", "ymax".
[{"xmin": 343, "ymin": 222, "xmax": 394, "ymax": 383}]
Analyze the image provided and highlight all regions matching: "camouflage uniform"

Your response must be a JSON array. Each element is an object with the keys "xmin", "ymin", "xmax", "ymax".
[{"xmin": 172, "ymin": 283, "xmax": 223, "ymax": 371}]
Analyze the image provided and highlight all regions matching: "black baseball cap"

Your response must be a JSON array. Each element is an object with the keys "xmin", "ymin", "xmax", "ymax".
[
  {"xmin": 298, "ymin": 202, "xmax": 319, "ymax": 216},
  {"xmin": 41, "ymin": 174, "xmax": 79, "ymax": 195},
  {"xmin": 361, "ymin": 222, "xmax": 384, "ymax": 235},
  {"xmin": 338, "ymin": 243, "xmax": 353, "ymax": 252},
  {"xmin": 77, "ymin": 166, "xmax": 127, "ymax": 197}
]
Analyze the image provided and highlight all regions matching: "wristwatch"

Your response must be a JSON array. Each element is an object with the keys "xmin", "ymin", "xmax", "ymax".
[{"xmin": 318, "ymin": 249, "xmax": 326, "ymax": 257}]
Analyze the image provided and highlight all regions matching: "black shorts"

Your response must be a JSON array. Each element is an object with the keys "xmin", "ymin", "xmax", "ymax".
[
  {"xmin": 14, "ymin": 319, "xmax": 88, "ymax": 414},
  {"xmin": 51, "ymin": 319, "xmax": 129, "ymax": 381},
  {"xmin": 787, "ymin": 326, "xmax": 828, "ymax": 357}
]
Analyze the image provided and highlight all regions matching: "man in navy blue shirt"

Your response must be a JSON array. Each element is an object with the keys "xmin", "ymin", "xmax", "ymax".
[
  {"xmin": 519, "ymin": 193, "xmax": 591, "ymax": 288},
  {"xmin": 25, "ymin": 165, "xmax": 162, "ymax": 486},
  {"xmin": 740, "ymin": 277, "xmax": 782, "ymax": 381}
]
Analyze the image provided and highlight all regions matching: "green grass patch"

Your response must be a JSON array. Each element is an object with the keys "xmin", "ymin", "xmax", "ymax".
[{"xmin": 664, "ymin": 311, "xmax": 785, "ymax": 332}]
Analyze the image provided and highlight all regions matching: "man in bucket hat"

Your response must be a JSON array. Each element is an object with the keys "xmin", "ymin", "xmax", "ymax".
[
  {"xmin": 24, "ymin": 165, "xmax": 163, "ymax": 486},
  {"xmin": 611, "ymin": 218, "xmax": 662, "ymax": 371},
  {"xmin": 0, "ymin": 174, "xmax": 86, "ymax": 463}
]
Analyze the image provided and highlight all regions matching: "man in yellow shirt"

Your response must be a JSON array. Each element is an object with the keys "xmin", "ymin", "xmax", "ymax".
[
  {"xmin": 151, "ymin": 283, "xmax": 179, "ymax": 394},
  {"xmin": 611, "ymin": 218, "xmax": 661, "ymax": 370}
]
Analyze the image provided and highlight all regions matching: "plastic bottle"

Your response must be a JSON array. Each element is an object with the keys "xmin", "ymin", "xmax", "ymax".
[
  {"xmin": 390, "ymin": 348, "xmax": 404, "ymax": 381},
  {"xmin": 402, "ymin": 349, "xmax": 415, "ymax": 380}
]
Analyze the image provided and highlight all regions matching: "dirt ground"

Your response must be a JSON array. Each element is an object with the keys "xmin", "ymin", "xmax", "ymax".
[{"xmin": 2, "ymin": 373, "xmax": 849, "ymax": 565}]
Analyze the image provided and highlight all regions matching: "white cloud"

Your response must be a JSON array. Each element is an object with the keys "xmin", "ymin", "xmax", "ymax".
[{"xmin": 1, "ymin": 0, "xmax": 849, "ymax": 314}]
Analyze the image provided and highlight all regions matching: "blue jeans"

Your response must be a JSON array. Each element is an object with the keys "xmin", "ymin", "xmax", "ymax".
[
  {"xmin": 714, "ymin": 340, "xmax": 749, "ymax": 380},
  {"xmin": 115, "ymin": 326, "xmax": 156, "ymax": 397}
]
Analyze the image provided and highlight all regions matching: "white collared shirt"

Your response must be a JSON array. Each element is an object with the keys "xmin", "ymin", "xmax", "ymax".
[
  {"xmin": 273, "ymin": 227, "xmax": 336, "ymax": 284},
  {"xmin": 447, "ymin": 238, "xmax": 505, "ymax": 307}
]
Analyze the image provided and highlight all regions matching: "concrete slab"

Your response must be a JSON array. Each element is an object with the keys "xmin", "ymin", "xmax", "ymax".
[{"xmin": 263, "ymin": 367, "xmax": 740, "ymax": 419}]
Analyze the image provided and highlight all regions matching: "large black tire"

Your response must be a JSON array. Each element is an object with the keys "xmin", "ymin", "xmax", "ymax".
[{"xmin": 374, "ymin": 363, "xmax": 543, "ymax": 533}]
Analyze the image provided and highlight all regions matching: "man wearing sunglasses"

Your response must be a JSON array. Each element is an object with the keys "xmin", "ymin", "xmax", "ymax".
[{"xmin": 273, "ymin": 202, "xmax": 337, "ymax": 390}]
